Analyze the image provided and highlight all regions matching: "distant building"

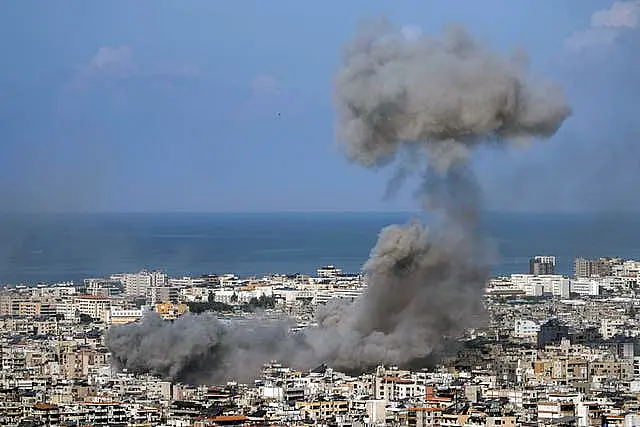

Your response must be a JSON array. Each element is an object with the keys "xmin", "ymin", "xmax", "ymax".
[
  {"xmin": 570, "ymin": 280, "xmax": 600, "ymax": 296},
  {"xmin": 529, "ymin": 256, "xmax": 556, "ymax": 275},
  {"xmin": 120, "ymin": 270, "xmax": 167, "ymax": 297},
  {"xmin": 575, "ymin": 257, "xmax": 601, "ymax": 278},
  {"xmin": 510, "ymin": 274, "xmax": 568, "ymax": 297},
  {"xmin": 537, "ymin": 319, "xmax": 569, "ymax": 348},
  {"xmin": 168, "ymin": 276, "xmax": 208, "ymax": 287},
  {"xmin": 600, "ymin": 318, "xmax": 626, "ymax": 340},
  {"xmin": 317, "ymin": 265, "xmax": 342, "ymax": 278},
  {"xmin": 74, "ymin": 295, "xmax": 111, "ymax": 323},
  {"xmin": 109, "ymin": 306, "xmax": 146, "ymax": 325},
  {"xmin": 574, "ymin": 257, "xmax": 619, "ymax": 278},
  {"xmin": 147, "ymin": 286, "xmax": 179, "ymax": 305},
  {"xmin": 84, "ymin": 278, "xmax": 122, "ymax": 297},
  {"xmin": 514, "ymin": 319, "xmax": 540, "ymax": 338},
  {"xmin": 155, "ymin": 302, "xmax": 189, "ymax": 320}
]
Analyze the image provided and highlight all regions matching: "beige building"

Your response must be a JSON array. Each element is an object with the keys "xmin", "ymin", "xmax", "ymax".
[
  {"xmin": 108, "ymin": 306, "xmax": 145, "ymax": 325},
  {"xmin": 295, "ymin": 399, "xmax": 349, "ymax": 421},
  {"xmin": 156, "ymin": 302, "xmax": 189, "ymax": 320},
  {"xmin": 73, "ymin": 295, "xmax": 111, "ymax": 322}
]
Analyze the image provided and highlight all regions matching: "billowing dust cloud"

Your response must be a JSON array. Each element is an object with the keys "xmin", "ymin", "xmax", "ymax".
[
  {"xmin": 336, "ymin": 21, "xmax": 569, "ymax": 168},
  {"xmin": 106, "ymin": 312, "xmax": 302, "ymax": 384},
  {"xmin": 106, "ymin": 19, "xmax": 571, "ymax": 383}
]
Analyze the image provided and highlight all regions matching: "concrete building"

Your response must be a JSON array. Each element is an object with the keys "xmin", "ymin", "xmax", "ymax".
[
  {"xmin": 537, "ymin": 319, "xmax": 570, "ymax": 348},
  {"xmin": 73, "ymin": 295, "xmax": 111, "ymax": 323},
  {"xmin": 84, "ymin": 278, "xmax": 122, "ymax": 297},
  {"xmin": 147, "ymin": 286, "xmax": 179, "ymax": 305},
  {"xmin": 5, "ymin": 259, "xmax": 640, "ymax": 426},
  {"xmin": 529, "ymin": 256, "xmax": 556, "ymax": 276},
  {"xmin": 108, "ymin": 306, "xmax": 146, "ymax": 325},
  {"xmin": 574, "ymin": 257, "xmax": 619, "ymax": 278},
  {"xmin": 514, "ymin": 319, "xmax": 540, "ymax": 338},
  {"xmin": 122, "ymin": 271, "xmax": 167, "ymax": 297},
  {"xmin": 570, "ymin": 280, "xmax": 600, "ymax": 296}
]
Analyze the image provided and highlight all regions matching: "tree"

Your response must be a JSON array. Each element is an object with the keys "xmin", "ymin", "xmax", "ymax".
[
  {"xmin": 257, "ymin": 294, "xmax": 275, "ymax": 309},
  {"xmin": 79, "ymin": 313, "xmax": 94, "ymax": 324},
  {"xmin": 244, "ymin": 295, "xmax": 276, "ymax": 311},
  {"xmin": 186, "ymin": 300, "xmax": 233, "ymax": 314}
]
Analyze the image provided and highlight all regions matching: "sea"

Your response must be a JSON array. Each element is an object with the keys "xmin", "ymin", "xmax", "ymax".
[{"xmin": 0, "ymin": 212, "xmax": 639, "ymax": 285}]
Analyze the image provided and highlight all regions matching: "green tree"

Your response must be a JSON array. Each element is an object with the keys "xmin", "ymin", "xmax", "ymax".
[{"xmin": 79, "ymin": 313, "xmax": 94, "ymax": 324}]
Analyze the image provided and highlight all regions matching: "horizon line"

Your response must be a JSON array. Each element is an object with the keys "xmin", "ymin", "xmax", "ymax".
[{"xmin": 0, "ymin": 209, "xmax": 638, "ymax": 215}]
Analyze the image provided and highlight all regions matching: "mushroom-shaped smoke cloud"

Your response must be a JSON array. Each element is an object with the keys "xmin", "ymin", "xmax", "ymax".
[{"xmin": 105, "ymin": 19, "xmax": 571, "ymax": 384}]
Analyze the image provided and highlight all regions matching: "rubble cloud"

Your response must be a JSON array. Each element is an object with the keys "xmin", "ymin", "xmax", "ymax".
[{"xmin": 106, "ymin": 19, "xmax": 571, "ymax": 383}]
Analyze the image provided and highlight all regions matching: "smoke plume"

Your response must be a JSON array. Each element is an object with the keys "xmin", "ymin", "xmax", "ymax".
[
  {"xmin": 107, "ymin": 311, "xmax": 300, "ymax": 383},
  {"xmin": 106, "ymin": 19, "xmax": 571, "ymax": 383},
  {"xmin": 335, "ymin": 20, "xmax": 570, "ymax": 169},
  {"xmin": 296, "ymin": 221, "xmax": 488, "ymax": 370}
]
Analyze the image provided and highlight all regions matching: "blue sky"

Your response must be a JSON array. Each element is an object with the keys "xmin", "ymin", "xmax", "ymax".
[{"xmin": 1, "ymin": 0, "xmax": 638, "ymax": 213}]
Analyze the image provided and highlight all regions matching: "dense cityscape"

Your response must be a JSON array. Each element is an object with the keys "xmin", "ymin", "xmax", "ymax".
[
  {"xmin": 1, "ymin": 255, "xmax": 640, "ymax": 426},
  {"xmin": 2, "ymin": 1, "xmax": 636, "ymax": 427}
]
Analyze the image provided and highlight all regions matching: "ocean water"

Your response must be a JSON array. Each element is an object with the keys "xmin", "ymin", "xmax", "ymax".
[{"xmin": 0, "ymin": 212, "xmax": 638, "ymax": 285}]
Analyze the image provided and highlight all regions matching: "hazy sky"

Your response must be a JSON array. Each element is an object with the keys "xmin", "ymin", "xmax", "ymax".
[{"xmin": 1, "ymin": 1, "xmax": 638, "ymax": 213}]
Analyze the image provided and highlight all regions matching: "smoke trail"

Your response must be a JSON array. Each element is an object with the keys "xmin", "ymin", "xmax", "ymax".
[{"xmin": 105, "ymin": 19, "xmax": 571, "ymax": 383}]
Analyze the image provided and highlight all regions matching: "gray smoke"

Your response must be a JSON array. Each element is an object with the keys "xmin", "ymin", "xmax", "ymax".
[
  {"xmin": 335, "ymin": 20, "xmax": 570, "ymax": 170},
  {"xmin": 106, "ymin": 222, "xmax": 487, "ymax": 382},
  {"xmin": 315, "ymin": 18, "xmax": 570, "ymax": 369},
  {"xmin": 106, "ymin": 19, "xmax": 571, "ymax": 383},
  {"xmin": 297, "ymin": 221, "xmax": 488, "ymax": 370},
  {"xmin": 107, "ymin": 311, "xmax": 301, "ymax": 383}
]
